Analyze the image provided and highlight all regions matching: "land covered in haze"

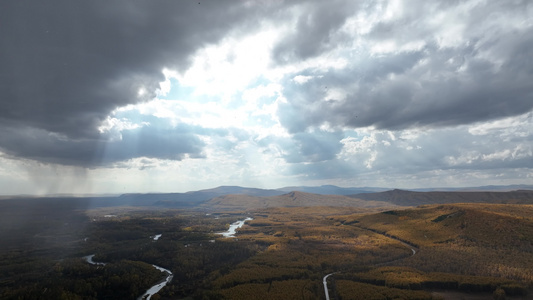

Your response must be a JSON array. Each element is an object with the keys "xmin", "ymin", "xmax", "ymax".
[{"xmin": 1, "ymin": 186, "xmax": 533, "ymax": 299}]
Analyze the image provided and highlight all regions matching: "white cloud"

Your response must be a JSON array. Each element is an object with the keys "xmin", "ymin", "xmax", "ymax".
[
  {"xmin": 292, "ymin": 75, "xmax": 314, "ymax": 84},
  {"xmin": 468, "ymin": 112, "xmax": 533, "ymax": 138}
]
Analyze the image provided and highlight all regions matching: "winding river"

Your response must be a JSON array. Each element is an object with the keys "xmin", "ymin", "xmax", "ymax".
[
  {"xmin": 83, "ymin": 218, "xmax": 252, "ymax": 298},
  {"xmin": 83, "ymin": 254, "xmax": 106, "ymax": 266},
  {"xmin": 83, "ymin": 254, "xmax": 173, "ymax": 300},
  {"xmin": 137, "ymin": 265, "xmax": 173, "ymax": 300}
]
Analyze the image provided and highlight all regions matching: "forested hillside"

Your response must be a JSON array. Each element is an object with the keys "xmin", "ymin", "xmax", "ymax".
[{"xmin": 350, "ymin": 204, "xmax": 533, "ymax": 282}]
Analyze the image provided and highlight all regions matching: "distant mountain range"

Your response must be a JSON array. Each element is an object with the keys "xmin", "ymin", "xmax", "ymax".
[
  {"xmin": 2, "ymin": 184, "xmax": 532, "ymax": 210},
  {"xmin": 199, "ymin": 184, "xmax": 533, "ymax": 195},
  {"xmin": 408, "ymin": 184, "xmax": 533, "ymax": 192},
  {"xmin": 352, "ymin": 189, "xmax": 533, "ymax": 206},
  {"xmin": 275, "ymin": 185, "xmax": 389, "ymax": 195},
  {"xmin": 202, "ymin": 191, "xmax": 396, "ymax": 210},
  {"xmin": 85, "ymin": 185, "xmax": 389, "ymax": 208}
]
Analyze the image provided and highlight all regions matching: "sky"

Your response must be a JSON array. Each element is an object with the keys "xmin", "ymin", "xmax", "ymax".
[{"xmin": 1, "ymin": 0, "xmax": 532, "ymax": 195}]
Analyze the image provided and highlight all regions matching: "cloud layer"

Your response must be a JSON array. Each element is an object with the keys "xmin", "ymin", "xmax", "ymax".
[{"xmin": 0, "ymin": 0, "xmax": 532, "ymax": 193}]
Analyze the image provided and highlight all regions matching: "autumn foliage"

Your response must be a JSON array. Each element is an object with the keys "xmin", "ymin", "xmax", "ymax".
[{"xmin": 2, "ymin": 202, "xmax": 533, "ymax": 299}]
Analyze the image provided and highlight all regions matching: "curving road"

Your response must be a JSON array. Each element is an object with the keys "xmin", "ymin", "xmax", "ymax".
[{"xmin": 323, "ymin": 272, "xmax": 338, "ymax": 300}]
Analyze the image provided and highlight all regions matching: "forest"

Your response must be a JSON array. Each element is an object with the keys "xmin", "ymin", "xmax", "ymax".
[{"xmin": 1, "ymin": 198, "xmax": 533, "ymax": 299}]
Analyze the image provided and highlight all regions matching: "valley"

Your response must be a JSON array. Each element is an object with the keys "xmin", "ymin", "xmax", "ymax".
[{"xmin": 1, "ymin": 187, "xmax": 533, "ymax": 299}]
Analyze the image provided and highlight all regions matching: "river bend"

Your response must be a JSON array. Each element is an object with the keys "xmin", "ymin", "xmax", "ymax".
[{"xmin": 83, "ymin": 255, "xmax": 173, "ymax": 300}]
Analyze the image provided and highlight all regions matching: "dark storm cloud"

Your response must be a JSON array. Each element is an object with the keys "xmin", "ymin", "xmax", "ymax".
[
  {"xmin": 272, "ymin": 0, "xmax": 359, "ymax": 64},
  {"xmin": 276, "ymin": 0, "xmax": 533, "ymax": 133},
  {"xmin": 0, "ymin": 123, "xmax": 206, "ymax": 167},
  {"xmin": 278, "ymin": 50, "xmax": 426, "ymax": 133},
  {"xmin": 0, "ymin": 0, "xmax": 278, "ymax": 165},
  {"xmin": 101, "ymin": 125, "xmax": 207, "ymax": 163},
  {"xmin": 256, "ymin": 130, "xmax": 344, "ymax": 165}
]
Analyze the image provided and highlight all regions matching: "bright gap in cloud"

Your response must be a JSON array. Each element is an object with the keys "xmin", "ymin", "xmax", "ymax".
[{"xmin": 172, "ymin": 29, "xmax": 278, "ymax": 100}]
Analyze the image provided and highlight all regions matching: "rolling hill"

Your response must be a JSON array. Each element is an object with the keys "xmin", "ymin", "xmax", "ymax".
[
  {"xmin": 275, "ymin": 185, "xmax": 389, "ymax": 195},
  {"xmin": 348, "ymin": 203, "xmax": 533, "ymax": 284},
  {"xmin": 202, "ymin": 191, "xmax": 396, "ymax": 210},
  {"xmin": 2, "ymin": 185, "xmax": 532, "ymax": 210},
  {"xmin": 352, "ymin": 189, "xmax": 533, "ymax": 206}
]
